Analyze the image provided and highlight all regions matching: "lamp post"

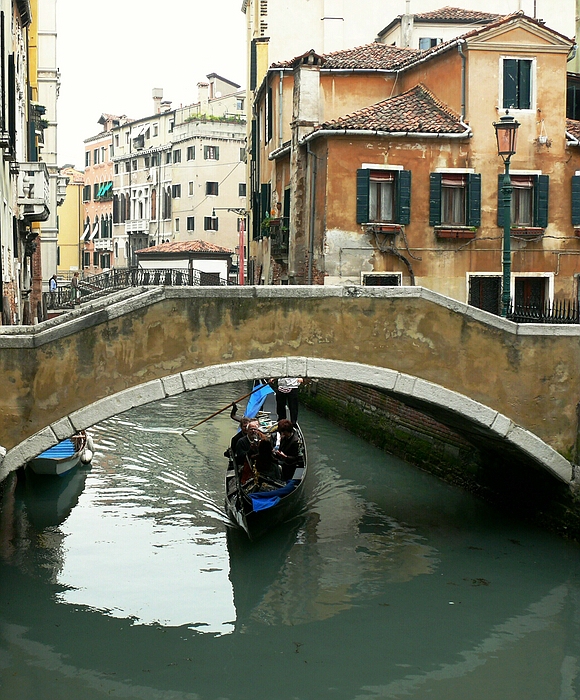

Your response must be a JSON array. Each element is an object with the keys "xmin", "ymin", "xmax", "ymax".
[{"xmin": 493, "ymin": 111, "xmax": 520, "ymax": 317}]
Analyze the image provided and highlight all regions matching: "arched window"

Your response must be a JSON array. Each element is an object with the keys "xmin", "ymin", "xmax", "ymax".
[{"xmin": 113, "ymin": 194, "xmax": 119, "ymax": 223}]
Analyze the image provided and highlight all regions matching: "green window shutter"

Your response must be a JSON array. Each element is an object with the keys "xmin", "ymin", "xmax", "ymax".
[
  {"xmin": 572, "ymin": 176, "xmax": 580, "ymax": 226},
  {"xmin": 497, "ymin": 174, "xmax": 505, "ymax": 227},
  {"xmin": 429, "ymin": 173, "xmax": 442, "ymax": 226},
  {"xmin": 397, "ymin": 170, "xmax": 411, "ymax": 225},
  {"xmin": 356, "ymin": 169, "xmax": 370, "ymax": 224},
  {"xmin": 503, "ymin": 59, "xmax": 517, "ymax": 109},
  {"xmin": 534, "ymin": 175, "xmax": 549, "ymax": 228},
  {"xmin": 260, "ymin": 183, "xmax": 271, "ymax": 220},
  {"xmin": 250, "ymin": 40, "xmax": 257, "ymax": 91},
  {"xmin": 215, "ymin": 146, "xmax": 220, "ymax": 160},
  {"xmin": 518, "ymin": 60, "xmax": 531, "ymax": 110},
  {"xmin": 466, "ymin": 173, "xmax": 481, "ymax": 227}
]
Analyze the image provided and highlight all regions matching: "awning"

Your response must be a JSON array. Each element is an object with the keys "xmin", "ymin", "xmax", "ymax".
[
  {"xmin": 131, "ymin": 124, "xmax": 147, "ymax": 139},
  {"xmin": 89, "ymin": 221, "xmax": 99, "ymax": 240},
  {"xmin": 80, "ymin": 223, "xmax": 90, "ymax": 241}
]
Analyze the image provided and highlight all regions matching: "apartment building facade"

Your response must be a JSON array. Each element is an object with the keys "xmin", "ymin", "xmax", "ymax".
[
  {"xmin": 110, "ymin": 80, "xmax": 246, "ymax": 271},
  {"xmin": 251, "ymin": 13, "xmax": 580, "ymax": 314}
]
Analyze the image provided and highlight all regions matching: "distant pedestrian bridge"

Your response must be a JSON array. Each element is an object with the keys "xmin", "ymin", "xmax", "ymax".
[{"xmin": 0, "ymin": 285, "xmax": 578, "ymax": 488}]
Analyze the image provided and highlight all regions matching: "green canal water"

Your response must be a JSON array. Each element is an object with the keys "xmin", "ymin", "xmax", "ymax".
[{"xmin": 0, "ymin": 382, "xmax": 579, "ymax": 700}]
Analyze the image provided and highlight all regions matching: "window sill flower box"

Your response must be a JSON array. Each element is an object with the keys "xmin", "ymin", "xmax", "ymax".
[
  {"xmin": 510, "ymin": 227, "xmax": 544, "ymax": 238},
  {"xmin": 363, "ymin": 223, "xmax": 402, "ymax": 234},
  {"xmin": 435, "ymin": 226, "xmax": 477, "ymax": 239}
]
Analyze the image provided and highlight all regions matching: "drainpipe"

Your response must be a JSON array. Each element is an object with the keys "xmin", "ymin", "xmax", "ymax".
[
  {"xmin": 278, "ymin": 70, "xmax": 284, "ymax": 149},
  {"xmin": 306, "ymin": 142, "xmax": 318, "ymax": 284},
  {"xmin": 458, "ymin": 41, "xmax": 466, "ymax": 122}
]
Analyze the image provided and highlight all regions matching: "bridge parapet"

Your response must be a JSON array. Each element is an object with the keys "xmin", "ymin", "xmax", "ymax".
[{"xmin": 0, "ymin": 285, "xmax": 578, "ymax": 485}]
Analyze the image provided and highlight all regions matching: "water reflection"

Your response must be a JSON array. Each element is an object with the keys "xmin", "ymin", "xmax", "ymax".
[{"xmin": 0, "ymin": 382, "xmax": 579, "ymax": 700}]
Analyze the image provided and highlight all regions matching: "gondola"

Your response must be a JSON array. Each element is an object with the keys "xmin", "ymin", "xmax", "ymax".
[{"xmin": 224, "ymin": 387, "xmax": 308, "ymax": 541}]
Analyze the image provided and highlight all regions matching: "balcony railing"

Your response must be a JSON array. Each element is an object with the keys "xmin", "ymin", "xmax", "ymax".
[
  {"xmin": 125, "ymin": 219, "xmax": 150, "ymax": 233},
  {"xmin": 17, "ymin": 162, "xmax": 50, "ymax": 221}
]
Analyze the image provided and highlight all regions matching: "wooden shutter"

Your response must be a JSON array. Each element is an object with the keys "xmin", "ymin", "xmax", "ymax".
[
  {"xmin": 572, "ymin": 176, "xmax": 580, "ymax": 226},
  {"xmin": 260, "ymin": 183, "xmax": 271, "ymax": 219},
  {"xmin": 397, "ymin": 170, "xmax": 411, "ymax": 225},
  {"xmin": 429, "ymin": 173, "xmax": 442, "ymax": 226},
  {"xmin": 466, "ymin": 173, "xmax": 481, "ymax": 227},
  {"xmin": 534, "ymin": 175, "xmax": 549, "ymax": 228},
  {"xmin": 518, "ymin": 60, "xmax": 531, "ymax": 110},
  {"xmin": 215, "ymin": 146, "xmax": 220, "ymax": 160},
  {"xmin": 356, "ymin": 169, "xmax": 370, "ymax": 224}
]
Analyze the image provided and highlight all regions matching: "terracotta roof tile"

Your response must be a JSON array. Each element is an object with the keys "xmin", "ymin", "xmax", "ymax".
[
  {"xmin": 413, "ymin": 6, "xmax": 500, "ymax": 23},
  {"xmin": 566, "ymin": 118, "xmax": 580, "ymax": 142},
  {"xmin": 271, "ymin": 44, "xmax": 419, "ymax": 71},
  {"xmin": 137, "ymin": 240, "xmax": 233, "ymax": 255},
  {"xmin": 315, "ymin": 84, "xmax": 467, "ymax": 135}
]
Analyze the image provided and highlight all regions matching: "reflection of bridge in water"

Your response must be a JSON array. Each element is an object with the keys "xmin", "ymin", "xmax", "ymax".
[{"xmin": 0, "ymin": 285, "xmax": 578, "ymax": 487}]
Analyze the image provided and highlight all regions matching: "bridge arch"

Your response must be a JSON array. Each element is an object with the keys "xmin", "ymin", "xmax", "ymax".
[{"xmin": 1, "ymin": 357, "xmax": 572, "ymax": 486}]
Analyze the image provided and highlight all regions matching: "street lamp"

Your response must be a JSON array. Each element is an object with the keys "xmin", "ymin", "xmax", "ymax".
[{"xmin": 493, "ymin": 111, "xmax": 520, "ymax": 317}]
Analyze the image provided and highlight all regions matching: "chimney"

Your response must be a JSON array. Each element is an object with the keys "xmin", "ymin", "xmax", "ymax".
[
  {"xmin": 197, "ymin": 82, "xmax": 209, "ymax": 113},
  {"xmin": 152, "ymin": 88, "xmax": 163, "ymax": 114},
  {"xmin": 160, "ymin": 100, "xmax": 172, "ymax": 113}
]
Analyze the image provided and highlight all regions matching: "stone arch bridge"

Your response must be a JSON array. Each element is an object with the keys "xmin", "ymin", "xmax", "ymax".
[{"xmin": 0, "ymin": 285, "xmax": 578, "ymax": 488}]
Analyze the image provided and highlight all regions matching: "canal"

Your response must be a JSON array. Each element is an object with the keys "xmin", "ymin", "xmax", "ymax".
[{"xmin": 0, "ymin": 381, "xmax": 579, "ymax": 700}]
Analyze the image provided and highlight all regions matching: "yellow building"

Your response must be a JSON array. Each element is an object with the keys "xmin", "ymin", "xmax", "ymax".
[{"xmin": 58, "ymin": 167, "xmax": 84, "ymax": 277}]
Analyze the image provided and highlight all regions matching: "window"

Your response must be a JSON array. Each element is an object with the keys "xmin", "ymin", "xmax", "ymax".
[
  {"xmin": 125, "ymin": 161, "xmax": 131, "ymax": 173},
  {"xmin": 188, "ymin": 181, "xmax": 194, "ymax": 196},
  {"xmin": 173, "ymin": 149, "xmax": 181, "ymax": 163},
  {"xmin": 101, "ymin": 147, "xmax": 106, "ymax": 163},
  {"xmin": 419, "ymin": 37, "xmax": 442, "ymax": 50},
  {"xmin": 503, "ymin": 58, "xmax": 532, "ymax": 110},
  {"xmin": 497, "ymin": 174, "xmax": 549, "ymax": 228},
  {"xmin": 204, "ymin": 145, "xmax": 219, "ymax": 160},
  {"xmin": 239, "ymin": 182, "xmax": 247, "ymax": 197},
  {"xmin": 93, "ymin": 252, "xmax": 99, "ymax": 266},
  {"xmin": 166, "ymin": 152, "xmax": 172, "ymax": 164},
  {"xmin": 204, "ymin": 216, "xmax": 218, "ymax": 231},
  {"xmin": 515, "ymin": 276, "xmax": 547, "ymax": 310},
  {"xmin": 83, "ymin": 252, "xmax": 91, "ymax": 268},
  {"xmin": 93, "ymin": 183, "xmax": 99, "ymax": 199},
  {"xmin": 240, "ymin": 147, "xmax": 246, "ymax": 162},
  {"xmin": 469, "ymin": 276, "xmax": 501, "ymax": 315},
  {"xmin": 153, "ymin": 124, "xmax": 158, "ymax": 137},
  {"xmin": 115, "ymin": 134, "xmax": 119, "ymax": 147},
  {"xmin": 114, "ymin": 163, "xmax": 119, "ymax": 174},
  {"xmin": 572, "ymin": 175, "xmax": 580, "ymax": 225},
  {"xmin": 236, "ymin": 97, "xmax": 244, "ymax": 111},
  {"xmin": 429, "ymin": 172, "xmax": 481, "ymax": 227},
  {"xmin": 101, "ymin": 253, "xmax": 111, "ymax": 269},
  {"xmin": 206, "ymin": 181, "xmax": 218, "ymax": 196},
  {"xmin": 132, "ymin": 159, "xmax": 137, "ymax": 171},
  {"xmin": 144, "ymin": 156, "xmax": 150, "ymax": 167},
  {"xmin": 357, "ymin": 168, "xmax": 411, "ymax": 225},
  {"xmin": 187, "ymin": 146, "xmax": 195, "ymax": 160},
  {"xmin": 362, "ymin": 273, "xmax": 402, "ymax": 286},
  {"xmin": 151, "ymin": 153, "xmax": 160, "ymax": 166},
  {"xmin": 85, "ymin": 151, "xmax": 91, "ymax": 167},
  {"xmin": 172, "ymin": 184, "xmax": 181, "ymax": 198},
  {"xmin": 94, "ymin": 148, "xmax": 99, "ymax": 164},
  {"xmin": 175, "ymin": 217, "xmax": 180, "ymax": 232},
  {"xmin": 187, "ymin": 216, "xmax": 194, "ymax": 231},
  {"xmin": 82, "ymin": 184, "xmax": 91, "ymax": 202}
]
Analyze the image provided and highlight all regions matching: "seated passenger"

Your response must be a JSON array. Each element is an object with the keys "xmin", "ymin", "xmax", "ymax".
[
  {"xmin": 273, "ymin": 419, "xmax": 303, "ymax": 481},
  {"xmin": 225, "ymin": 416, "xmax": 250, "ymax": 457},
  {"xmin": 254, "ymin": 438, "xmax": 281, "ymax": 483},
  {"xmin": 234, "ymin": 420, "xmax": 261, "ymax": 467}
]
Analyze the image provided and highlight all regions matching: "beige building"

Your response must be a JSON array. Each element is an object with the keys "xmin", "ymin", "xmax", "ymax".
[{"xmin": 111, "ymin": 80, "xmax": 246, "ymax": 271}]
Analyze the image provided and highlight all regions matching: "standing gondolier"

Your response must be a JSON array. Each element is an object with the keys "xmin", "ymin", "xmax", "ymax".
[{"xmin": 272, "ymin": 377, "xmax": 303, "ymax": 426}]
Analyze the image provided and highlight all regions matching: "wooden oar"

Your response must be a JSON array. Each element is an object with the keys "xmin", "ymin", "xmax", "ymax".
[{"xmin": 181, "ymin": 383, "xmax": 270, "ymax": 435}]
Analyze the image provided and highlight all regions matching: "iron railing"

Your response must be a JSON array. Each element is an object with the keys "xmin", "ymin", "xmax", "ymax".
[
  {"xmin": 507, "ymin": 300, "xmax": 580, "ymax": 324},
  {"xmin": 82, "ymin": 267, "xmax": 230, "ymax": 292}
]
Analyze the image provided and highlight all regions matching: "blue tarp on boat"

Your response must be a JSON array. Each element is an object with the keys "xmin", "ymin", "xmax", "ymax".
[
  {"xmin": 244, "ymin": 383, "xmax": 275, "ymax": 419},
  {"xmin": 249, "ymin": 480, "xmax": 298, "ymax": 512},
  {"xmin": 38, "ymin": 439, "xmax": 76, "ymax": 459}
]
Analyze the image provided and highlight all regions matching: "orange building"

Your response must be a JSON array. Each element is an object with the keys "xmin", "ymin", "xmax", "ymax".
[{"xmin": 251, "ymin": 13, "xmax": 580, "ymax": 314}]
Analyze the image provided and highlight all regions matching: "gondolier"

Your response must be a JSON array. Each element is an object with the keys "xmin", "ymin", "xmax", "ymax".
[{"xmin": 273, "ymin": 377, "xmax": 303, "ymax": 426}]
